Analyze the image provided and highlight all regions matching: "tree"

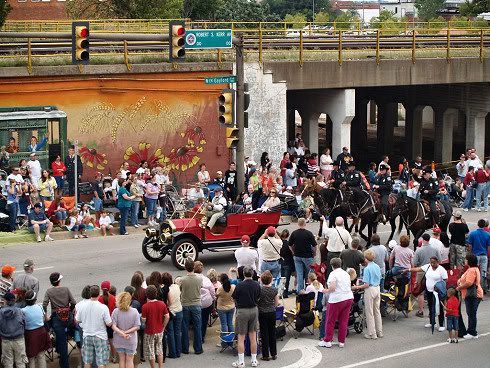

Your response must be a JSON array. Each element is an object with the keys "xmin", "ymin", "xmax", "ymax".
[
  {"xmin": 335, "ymin": 11, "xmax": 360, "ymax": 29},
  {"xmin": 370, "ymin": 10, "xmax": 400, "ymax": 29},
  {"xmin": 264, "ymin": 0, "xmax": 333, "ymax": 20},
  {"xmin": 215, "ymin": 0, "xmax": 276, "ymax": 22},
  {"xmin": 66, "ymin": 0, "xmax": 182, "ymax": 19},
  {"xmin": 314, "ymin": 11, "xmax": 330, "ymax": 23},
  {"xmin": 132, "ymin": 0, "xmax": 183, "ymax": 18},
  {"xmin": 415, "ymin": 0, "xmax": 446, "ymax": 20},
  {"xmin": 284, "ymin": 13, "xmax": 307, "ymax": 28},
  {"xmin": 0, "ymin": 0, "xmax": 11, "ymax": 28},
  {"xmin": 460, "ymin": 0, "xmax": 490, "ymax": 16},
  {"xmin": 182, "ymin": 0, "xmax": 223, "ymax": 20}
]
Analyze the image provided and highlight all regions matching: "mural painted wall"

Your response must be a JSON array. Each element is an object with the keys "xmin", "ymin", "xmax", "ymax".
[{"xmin": 0, "ymin": 71, "xmax": 232, "ymax": 184}]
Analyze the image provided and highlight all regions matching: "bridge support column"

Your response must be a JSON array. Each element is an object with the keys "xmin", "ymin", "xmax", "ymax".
[
  {"xmin": 377, "ymin": 102, "xmax": 397, "ymax": 157},
  {"xmin": 329, "ymin": 89, "xmax": 355, "ymax": 156},
  {"xmin": 466, "ymin": 111, "xmax": 487, "ymax": 156},
  {"xmin": 368, "ymin": 100, "xmax": 376, "ymax": 125},
  {"xmin": 405, "ymin": 105, "xmax": 424, "ymax": 159},
  {"xmin": 287, "ymin": 109, "xmax": 296, "ymax": 143},
  {"xmin": 434, "ymin": 108, "xmax": 457, "ymax": 163},
  {"xmin": 300, "ymin": 111, "xmax": 320, "ymax": 154},
  {"xmin": 351, "ymin": 98, "xmax": 368, "ymax": 162}
]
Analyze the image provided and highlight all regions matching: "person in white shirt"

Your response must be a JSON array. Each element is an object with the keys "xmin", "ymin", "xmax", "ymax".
[
  {"xmin": 406, "ymin": 182, "xmax": 420, "ymax": 200},
  {"xmin": 205, "ymin": 187, "xmax": 227, "ymax": 229},
  {"xmin": 27, "ymin": 153, "xmax": 42, "ymax": 189},
  {"xmin": 235, "ymin": 235, "xmax": 259, "ymax": 272},
  {"xmin": 320, "ymin": 148, "xmax": 333, "ymax": 181},
  {"xmin": 99, "ymin": 211, "xmax": 114, "ymax": 236},
  {"xmin": 120, "ymin": 162, "xmax": 131, "ymax": 179},
  {"xmin": 305, "ymin": 273, "xmax": 324, "ymax": 306},
  {"xmin": 111, "ymin": 172, "xmax": 121, "ymax": 200},
  {"xmin": 429, "ymin": 228, "xmax": 446, "ymax": 262},
  {"xmin": 75, "ymin": 285, "xmax": 113, "ymax": 368},
  {"xmin": 257, "ymin": 227, "xmax": 283, "ymax": 279},
  {"xmin": 467, "ymin": 152, "xmax": 483, "ymax": 170},
  {"xmin": 456, "ymin": 154, "xmax": 468, "ymax": 180},
  {"xmin": 322, "ymin": 217, "xmax": 353, "ymax": 276},
  {"xmin": 197, "ymin": 163, "xmax": 210, "ymax": 185},
  {"xmin": 187, "ymin": 185, "xmax": 205, "ymax": 205},
  {"xmin": 193, "ymin": 261, "xmax": 216, "ymax": 343}
]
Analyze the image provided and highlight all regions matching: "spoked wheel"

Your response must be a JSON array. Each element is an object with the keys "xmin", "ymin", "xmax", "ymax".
[
  {"xmin": 354, "ymin": 321, "xmax": 363, "ymax": 334},
  {"xmin": 141, "ymin": 237, "xmax": 166, "ymax": 262},
  {"xmin": 171, "ymin": 238, "xmax": 198, "ymax": 270}
]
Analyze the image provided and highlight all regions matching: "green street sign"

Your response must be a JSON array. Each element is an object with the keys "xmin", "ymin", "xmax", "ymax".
[
  {"xmin": 205, "ymin": 75, "xmax": 237, "ymax": 84},
  {"xmin": 185, "ymin": 29, "xmax": 232, "ymax": 49}
]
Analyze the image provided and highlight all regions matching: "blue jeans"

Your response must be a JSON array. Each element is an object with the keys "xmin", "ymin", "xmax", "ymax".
[
  {"xmin": 182, "ymin": 305, "xmax": 203, "ymax": 354},
  {"xmin": 475, "ymin": 183, "xmax": 487, "ymax": 210},
  {"xmin": 217, "ymin": 308, "xmax": 235, "ymax": 333},
  {"xmin": 119, "ymin": 206, "xmax": 130, "ymax": 234},
  {"xmin": 260, "ymin": 260, "xmax": 281, "ymax": 280},
  {"xmin": 465, "ymin": 296, "xmax": 481, "ymax": 336},
  {"xmin": 319, "ymin": 309, "xmax": 327, "ymax": 340},
  {"xmin": 7, "ymin": 202, "xmax": 17, "ymax": 231},
  {"xmin": 131, "ymin": 201, "xmax": 140, "ymax": 226},
  {"xmin": 463, "ymin": 187, "xmax": 474, "ymax": 209},
  {"xmin": 476, "ymin": 255, "xmax": 488, "ymax": 290},
  {"xmin": 294, "ymin": 256, "xmax": 314, "ymax": 293},
  {"xmin": 56, "ymin": 211, "xmax": 68, "ymax": 221},
  {"xmin": 145, "ymin": 197, "xmax": 157, "ymax": 217},
  {"xmin": 51, "ymin": 314, "xmax": 70, "ymax": 368},
  {"xmin": 281, "ymin": 263, "xmax": 294, "ymax": 297},
  {"xmin": 167, "ymin": 311, "xmax": 183, "ymax": 358}
]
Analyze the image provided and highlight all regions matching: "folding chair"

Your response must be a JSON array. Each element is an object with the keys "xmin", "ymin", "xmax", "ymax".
[
  {"xmin": 284, "ymin": 292, "xmax": 316, "ymax": 338},
  {"xmin": 219, "ymin": 331, "xmax": 237, "ymax": 354}
]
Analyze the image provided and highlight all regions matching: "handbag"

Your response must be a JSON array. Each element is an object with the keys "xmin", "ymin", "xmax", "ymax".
[
  {"xmin": 55, "ymin": 307, "xmax": 71, "ymax": 322},
  {"xmin": 267, "ymin": 238, "xmax": 284, "ymax": 265},
  {"xmin": 412, "ymin": 266, "xmax": 429, "ymax": 297},
  {"xmin": 335, "ymin": 228, "xmax": 348, "ymax": 249}
]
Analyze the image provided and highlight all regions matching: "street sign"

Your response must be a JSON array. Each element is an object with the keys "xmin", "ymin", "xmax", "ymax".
[
  {"xmin": 185, "ymin": 29, "xmax": 232, "ymax": 49},
  {"xmin": 205, "ymin": 75, "xmax": 237, "ymax": 84}
]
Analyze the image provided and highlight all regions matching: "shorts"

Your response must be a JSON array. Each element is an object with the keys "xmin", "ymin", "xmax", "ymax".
[
  {"xmin": 446, "ymin": 315, "xmax": 459, "ymax": 331},
  {"xmin": 116, "ymin": 348, "xmax": 136, "ymax": 355},
  {"xmin": 29, "ymin": 224, "xmax": 47, "ymax": 233},
  {"xmin": 235, "ymin": 307, "xmax": 258, "ymax": 335},
  {"xmin": 143, "ymin": 332, "xmax": 163, "ymax": 360},
  {"xmin": 82, "ymin": 335, "xmax": 109, "ymax": 366}
]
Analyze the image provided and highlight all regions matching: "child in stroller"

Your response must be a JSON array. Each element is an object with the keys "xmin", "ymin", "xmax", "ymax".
[{"xmin": 381, "ymin": 272, "xmax": 411, "ymax": 320}]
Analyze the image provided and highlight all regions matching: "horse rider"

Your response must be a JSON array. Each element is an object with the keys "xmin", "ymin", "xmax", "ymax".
[
  {"xmin": 419, "ymin": 168, "xmax": 439, "ymax": 224},
  {"xmin": 329, "ymin": 161, "xmax": 345, "ymax": 189},
  {"xmin": 205, "ymin": 187, "xmax": 227, "ymax": 230},
  {"xmin": 373, "ymin": 164, "xmax": 393, "ymax": 223},
  {"xmin": 344, "ymin": 161, "xmax": 363, "ymax": 204}
]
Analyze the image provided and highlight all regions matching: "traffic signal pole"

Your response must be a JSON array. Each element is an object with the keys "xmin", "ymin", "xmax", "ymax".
[{"xmin": 234, "ymin": 34, "xmax": 246, "ymax": 194}]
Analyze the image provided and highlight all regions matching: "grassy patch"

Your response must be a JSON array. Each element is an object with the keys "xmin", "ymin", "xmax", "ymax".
[{"xmin": 0, "ymin": 230, "xmax": 36, "ymax": 245}]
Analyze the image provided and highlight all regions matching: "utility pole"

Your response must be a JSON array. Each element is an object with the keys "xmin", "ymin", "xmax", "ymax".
[
  {"xmin": 313, "ymin": 0, "xmax": 316, "ymax": 24},
  {"xmin": 234, "ymin": 33, "xmax": 246, "ymax": 194}
]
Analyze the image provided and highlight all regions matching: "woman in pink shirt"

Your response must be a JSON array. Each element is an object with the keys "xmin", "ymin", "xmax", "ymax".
[{"xmin": 144, "ymin": 175, "xmax": 160, "ymax": 226}]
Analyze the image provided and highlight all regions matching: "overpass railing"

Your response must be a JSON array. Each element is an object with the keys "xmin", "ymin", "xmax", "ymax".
[{"xmin": 0, "ymin": 27, "xmax": 487, "ymax": 73}]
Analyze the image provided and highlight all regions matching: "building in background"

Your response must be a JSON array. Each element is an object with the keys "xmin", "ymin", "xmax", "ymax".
[
  {"xmin": 7, "ymin": 0, "xmax": 68, "ymax": 21},
  {"xmin": 378, "ymin": 0, "xmax": 417, "ymax": 19},
  {"xmin": 333, "ymin": 1, "xmax": 380, "ymax": 24}
]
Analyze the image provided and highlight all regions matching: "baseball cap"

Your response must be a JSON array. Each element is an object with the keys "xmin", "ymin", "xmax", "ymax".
[
  {"xmin": 432, "ymin": 225, "xmax": 441, "ymax": 234},
  {"xmin": 3, "ymin": 292, "xmax": 15, "ymax": 302},
  {"xmin": 241, "ymin": 235, "xmax": 251, "ymax": 243},
  {"xmin": 29, "ymin": 152, "xmax": 36, "ymax": 157},
  {"xmin": 23, "ymin": 259, "xmax": 34, "ymax": 268},
  {"xmin": 101, "ymin": 280, "xmax": 111, "ymax": 290},
  {"xmin": 49, "ymin": 272, "xmax": 63, "ymax": 284},
  {"xmin": 2, "ymin": 264, "xmax": 16, "ymax": 275},
  {"xmin": 388, "ymin": 240, "xmax": 397, "ymax": 250},
  {"xmin": 266, "ymin": 226, "xmax": 276, "ymax": 236},
  {"xmin": 453, "ymin": 210, "xmax": 462, "ymax": 219}
]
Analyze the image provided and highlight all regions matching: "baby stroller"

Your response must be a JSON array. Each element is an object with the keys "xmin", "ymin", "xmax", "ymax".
[
  {"xmin": 381, "ymin": 274, "xmax": 411, "ymax": 321},
  {"xmin": 348, "ymin": 290, "xmax": 364, "ymax": 334}
]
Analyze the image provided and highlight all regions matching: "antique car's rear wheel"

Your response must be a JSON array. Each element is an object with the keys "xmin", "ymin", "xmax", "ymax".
[
  {"xmin": 142, "ymin": 237, "xmax": 166, "ymax": 262},
  {"xmin": 171, "ymin": 238, "xmax": 198, "ymax": 270}
]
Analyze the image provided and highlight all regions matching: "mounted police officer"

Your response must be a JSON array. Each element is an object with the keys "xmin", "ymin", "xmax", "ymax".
[
  {"xmin": 330, "ymin": 161, "xmax": 345, "ymax": 189},
  {"xmin": 419, "ymin": 168, "xmax": 439, "ymax": 223},
  {"xmin": 373, "ymin": 164, "xmax": 392, "ymax": 223},
  {"xmin": 344, "ymin": 161, "xmax": 363, "ymax": 204}
]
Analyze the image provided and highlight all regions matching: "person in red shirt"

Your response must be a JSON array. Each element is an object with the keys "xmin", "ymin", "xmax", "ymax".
[
  {"xmin": 46, "ymin": 196, "xmax": 68, "ymax": 225},
  {"xmin": 462, "ymin": 166, "xmax": 476, "ymax": 211},
  {"xmin": 99, "ymin": 280, "xmax": 117, "ymax": 362},
  {"xmin": 51, "ymin": 154, "xmax": 66, "ymax": 196},
  {"xmin": 142, "ymin": 285, "xmax": 170, "ymax": 368},
  {"xmin": 444, "ymin": 288, "xmax": 460, "ymax": 343},
  {"xmin": 279, "ymin": 152, "xmax": 290, "ymax": 180}
]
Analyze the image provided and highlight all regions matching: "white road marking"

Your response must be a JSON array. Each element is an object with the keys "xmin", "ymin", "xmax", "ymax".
[
  {"xmin": 337, "ymin": 332, "xmax": 490, "ymax": 368},
  {"xmin": 281, "ymin": 337, "xmax": 323, "ymax": 368},
  {"xmin": 13, "ymin": 266, "xmax": 53, "ymax": 273}
]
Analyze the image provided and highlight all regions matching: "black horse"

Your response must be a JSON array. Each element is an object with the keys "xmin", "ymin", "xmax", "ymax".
[
  {"xmin": 305, "ymin": 181, "xmax": 379, "ymax": 247},
  {"xmin": 392, "ymin": 194, "xmax": 453, "ymax": 248}
]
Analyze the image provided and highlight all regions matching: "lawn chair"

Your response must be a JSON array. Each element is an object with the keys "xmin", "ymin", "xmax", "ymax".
[
  {"xmin": 219, "ymin": 331, "xmax": 237, "ymax": 354},
  {"xmin": 284, "ymin": 292, "xmax": 316, "ymax": 338}
]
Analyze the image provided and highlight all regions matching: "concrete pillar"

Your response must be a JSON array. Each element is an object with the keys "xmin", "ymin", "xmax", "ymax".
[
  {"xmin": 466, "ymin": 111, "xmax": 486, "ymax": 156},
  {"xmin": 351, "ymin": 99, "xmax": 368, "ymax": 162},
  {"xmin": 329, "ymin": 89, "xmax": 355, "ymax": 157},
  {"xmin": 404, "ymin": 105, "xmax": 424, "ymax": 159},
  {"xmin": 377, "ymin": 102, "xmax": 398, "ymax": 157},
  {"xmin": 434, "ymin": 108, "xmax": 457, "ymax": 163},
  {"xmin": 287, "ymin": 109, "xmax": 296, "ymax": 143},
  {"xmin": 299, "ymin": 110, "xmax": 320, "ymax": 154},
  {"xmin": 368, "ymin": 100, "xmax": 376, "ymax": 125}
]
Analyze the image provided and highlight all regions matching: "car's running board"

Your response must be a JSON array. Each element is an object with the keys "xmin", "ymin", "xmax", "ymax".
[{"xmin": 207, "ymin": 246, "xmax": 241, "ymax": 253}]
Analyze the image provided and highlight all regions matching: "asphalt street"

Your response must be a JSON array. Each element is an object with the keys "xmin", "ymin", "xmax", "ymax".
[{"xmin": 0, "ymin": 210, "xmax": 488, "ymax": 368}]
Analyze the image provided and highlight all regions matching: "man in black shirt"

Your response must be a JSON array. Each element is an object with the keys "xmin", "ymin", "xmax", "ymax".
[
  {"xmin": 64, "ymin": 145, "xmax": 83, "ymax": 200},
  {"xmin": 336, "ymin": 146, "xmax": 353, "ymax": 171},
  {"xmin": 289, "ymin": 218, "xmax": 317, "ymax": 294},
  {"xmin": 448, "ymin": 211, "xmax": 470, "ymax": 268},
  {"xmin": 225, "ymin": 162, "xmax": 238, "ymax": 202},
  {"xmin": 232, "ymin": 266, "xmax": 260, "ymax": 368}
]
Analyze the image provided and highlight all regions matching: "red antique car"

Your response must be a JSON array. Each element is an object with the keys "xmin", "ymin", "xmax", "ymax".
[{"xmin": 142, "ymin": 208, "xmax": 282, "ymax": 269}]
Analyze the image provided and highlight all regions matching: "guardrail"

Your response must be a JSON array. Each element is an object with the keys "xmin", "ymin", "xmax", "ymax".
[{"xmin": 0, "ymin": 28, "xmax": 487, "ymax": 73}]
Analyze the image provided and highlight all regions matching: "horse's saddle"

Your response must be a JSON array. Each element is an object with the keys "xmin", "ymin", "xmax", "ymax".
[{"xmin": 421, "ymin": 200, "xmax": 446, "ymax": 216}]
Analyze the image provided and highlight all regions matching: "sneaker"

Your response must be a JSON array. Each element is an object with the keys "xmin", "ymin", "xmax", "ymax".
[
  {"xmin": 134, "ymin": 224, "xmax": 140, "ymax": 228},
  {"xmin": 82, "ymin": 234, "xmax": 88, "ymax": 238},
  {"xmin": 37, "ymin": 236, "xmax": 42, "ymax": 243},
  {"xmin": 251, "ymin": 361, "xmax": 258, "ymax": 368},
  {"xmin": 339, "ymin": 343, "xmax": 345, "ymax": 348},
  {"xmin": 463, "ymin": 334, "xmax": 476, "ymax": 340},
  {"xmin": 463, "ymin": 208, "xmax": 469, "ymax": 212},
  {"xmin": 74, "ymin": 235, "xmax": 79, "ymax": 239},
  {"xmin": 424, "ymin": 323, "xmax": 432, "ymax": 328},
  {"xmin": 416, "ymin": 311, "xmax": 424, "ymax": 318},
  {"xmin": 377, "ymin": 332, "xmax": 384, "ymax": 338},
  {"xmin": 438, "ymin": 327, "xmax": 446, "ymax": 332},
  {"xmin": 454, "ymin": 339, "xmax": 459, "ymax": 343},
  {"xmin": 447, "ymin": 338, "xmax": 452, "ymax": 343},
  {"xmin": 231, "ymin": 361, "xmax": 245, "ymax": 368},
  {"xmin": 318, "ymin": 340, "xmax": 332, "ymax": 348},
  {"xmin": 44, "ymin": 235, "xmax": 54, "ymax": 241},
  {"xmin": 364, "ymin": 334, "xmax": 377, "ymax": 339}
]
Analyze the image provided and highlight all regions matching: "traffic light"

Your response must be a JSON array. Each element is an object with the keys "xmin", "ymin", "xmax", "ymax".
[
  {"xmin": 169, "ymin": 21, "xmax": 185, "ymax": 62},
  {"xmin": 72, "ymin": 21, "xmax": 90, "ymax": 65},
  {"xmin": 218, "ymin": 89, "xmax": 235, "ymax": 125},
  {"xmin": 226, "ymin": 127, "xmax": 239, "ymax": 149}
]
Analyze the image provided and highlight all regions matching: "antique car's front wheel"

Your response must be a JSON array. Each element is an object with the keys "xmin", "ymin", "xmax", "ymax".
[
  {"xmin": 142, "ymin": 237, "xmax": 166, "ymax": 262},
  {"xmin": 171, "ymin": 238, "xmax": 198, "ymax": 270}
]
